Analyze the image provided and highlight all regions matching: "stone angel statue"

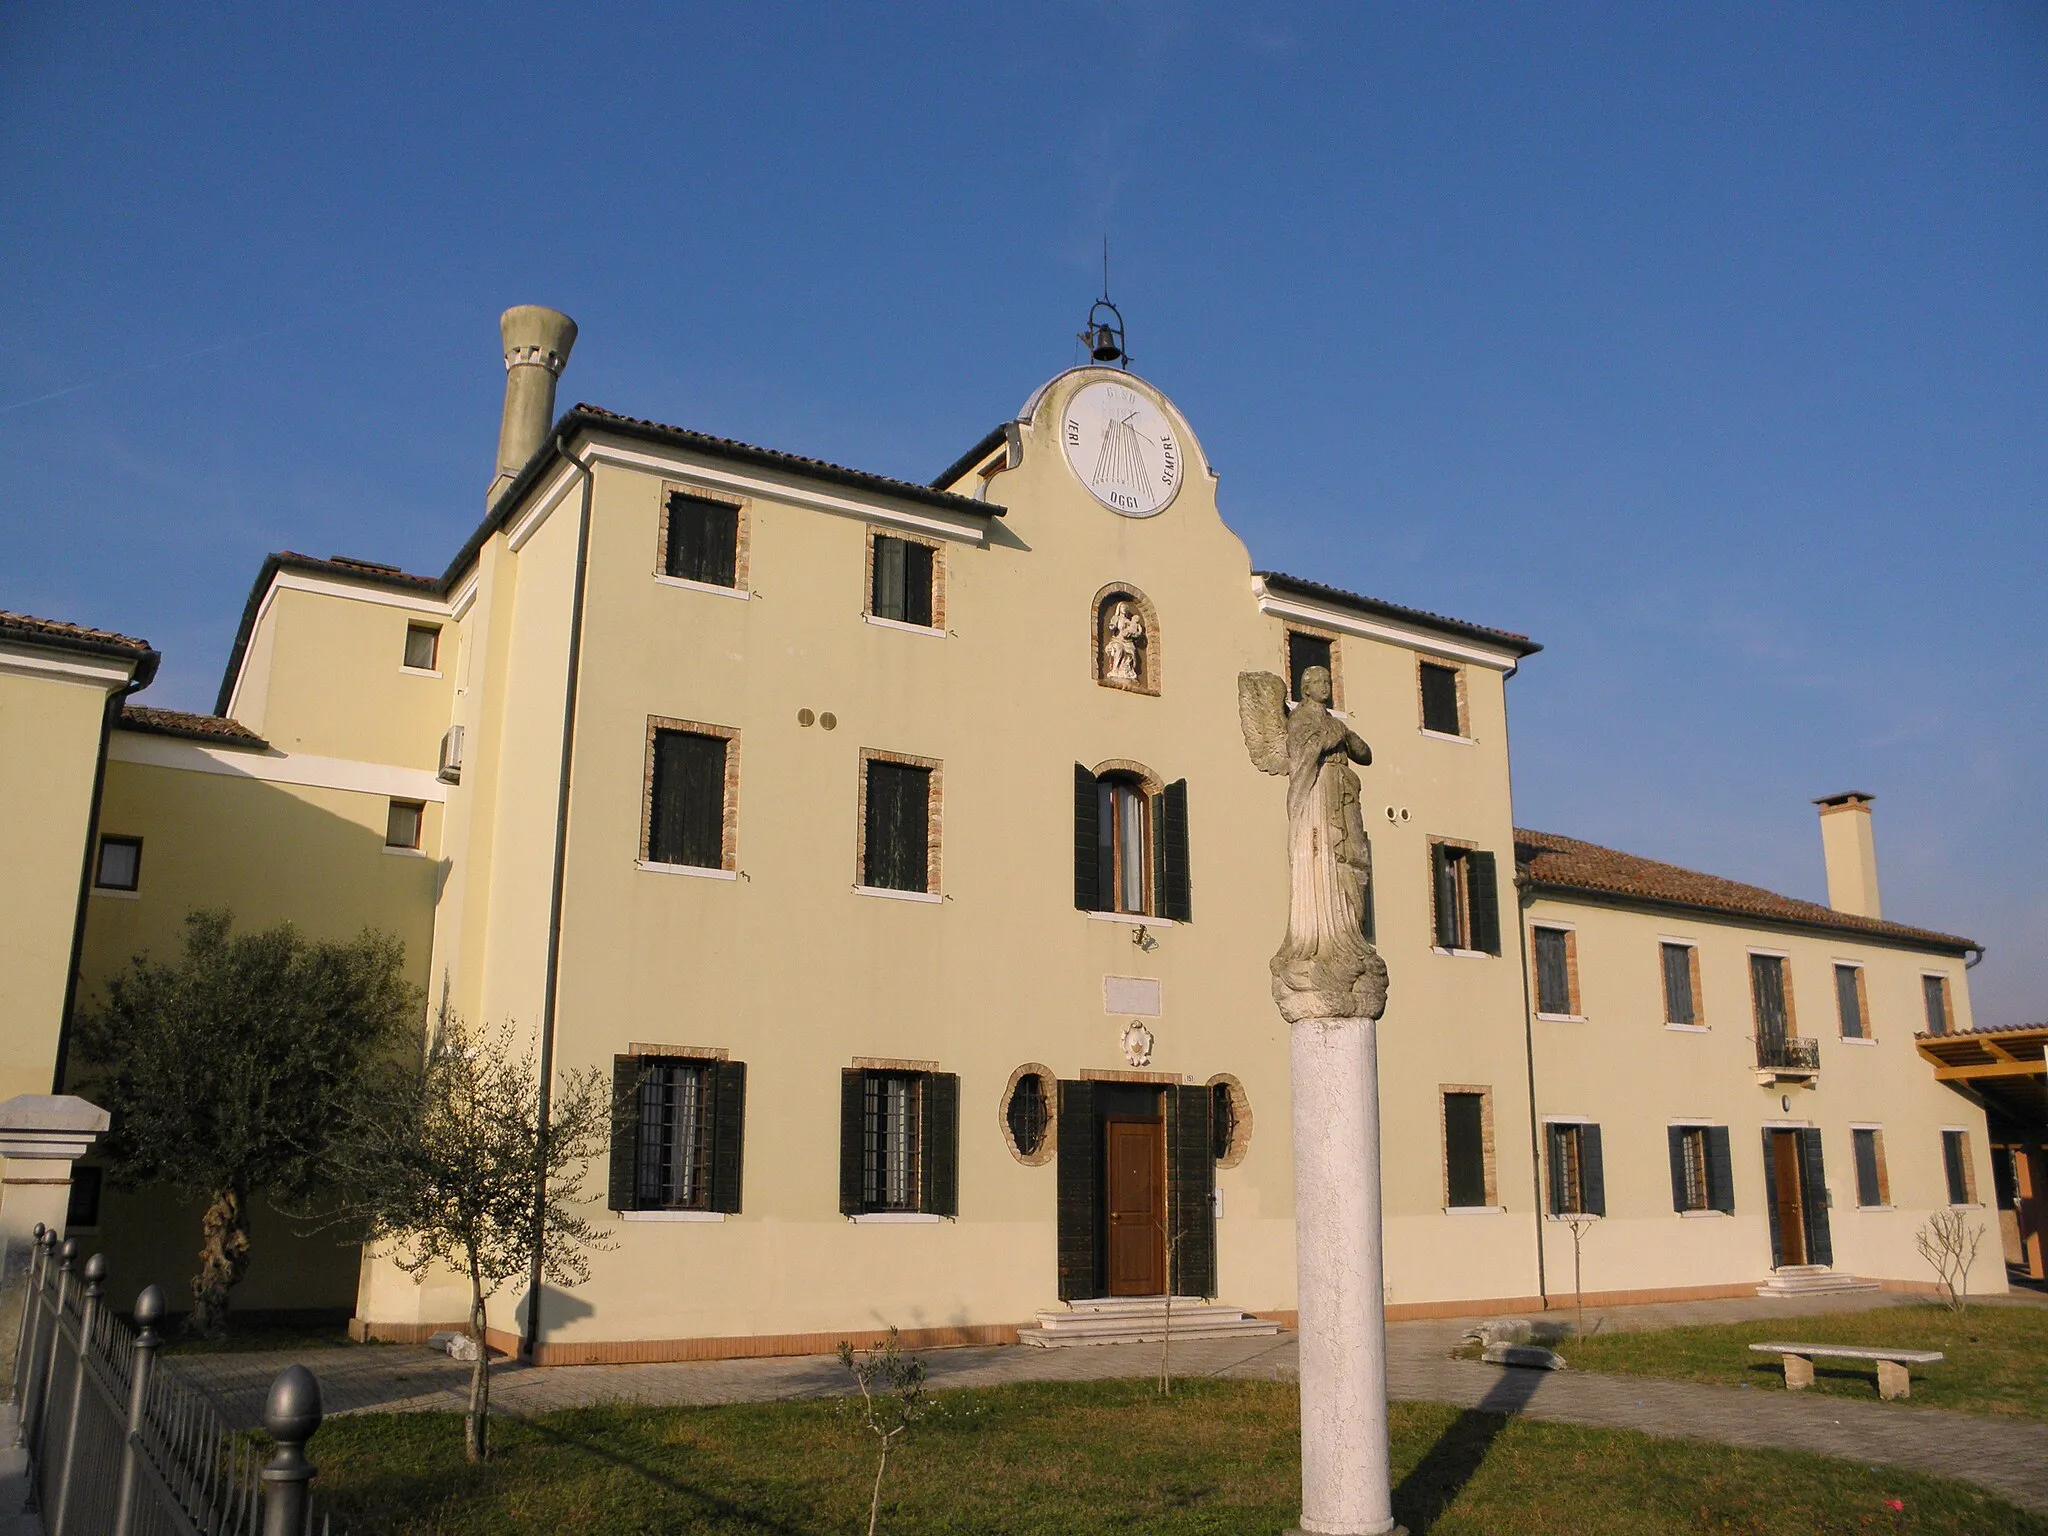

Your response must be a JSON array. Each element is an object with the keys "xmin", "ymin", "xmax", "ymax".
[{"xmin": 1239, "ymin": 666, "xmax": 1389, "ymax": 1022}]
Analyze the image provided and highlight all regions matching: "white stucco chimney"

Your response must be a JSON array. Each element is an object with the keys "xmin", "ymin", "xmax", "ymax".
[
  {"xmin": 1815, "ymin": 791, "xmax": 1881, "ymax": 918},
  {"xmin": 488, "ymin": 305, "xmax": 577, "ymax": 507}
]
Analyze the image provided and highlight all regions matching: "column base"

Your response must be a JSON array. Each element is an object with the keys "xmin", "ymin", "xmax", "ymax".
[{"xmin": 1283, "ymin": 1526, "xmax": 1408, "ymax": 1535}]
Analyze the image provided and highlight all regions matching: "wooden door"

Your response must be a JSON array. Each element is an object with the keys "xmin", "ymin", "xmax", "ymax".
[
  {"xmin": 1105, "ymin": 1115, "xmax": 1166, "ymax": 1296},
  {"xmin": 1771, "ymin": 1130, "xmax": 1807, "ymax": 1266}
]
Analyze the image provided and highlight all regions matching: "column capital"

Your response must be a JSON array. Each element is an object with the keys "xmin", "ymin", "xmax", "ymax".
[{"xmin": 0, "ymin": 1094, "xmax": 110, "ymax": 1161}]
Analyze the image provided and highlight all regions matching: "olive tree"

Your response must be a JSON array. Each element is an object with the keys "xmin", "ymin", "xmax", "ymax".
[
  {"xmin": 74, "ymin": 908, "xmax": 417, "ymax": 1336},
  {"xmin": 324, "ymin": 1008, "xmax": 611, "ymax": 1462}
]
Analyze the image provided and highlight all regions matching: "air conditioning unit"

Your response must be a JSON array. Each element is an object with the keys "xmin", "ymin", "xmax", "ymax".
[{"xmin": 437, "ymin": 724, "xmax": 465, "ymax": 785}]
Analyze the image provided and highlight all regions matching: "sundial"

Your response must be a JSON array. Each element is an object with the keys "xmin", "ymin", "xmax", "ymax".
[{"xmin": 1061, "ymin": 379, "xmax": 1182, "ymax": 517}]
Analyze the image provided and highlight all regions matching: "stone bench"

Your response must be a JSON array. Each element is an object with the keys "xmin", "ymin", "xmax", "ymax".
[{"xmin": 1749, "ymin": 1342, "xmax": 1945, "ymax": 1400}]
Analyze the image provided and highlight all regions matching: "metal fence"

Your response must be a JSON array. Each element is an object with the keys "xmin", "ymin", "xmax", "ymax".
[{"xmin": 8, "ymin": 1224, "xmax": 341, "ymax": 1536}]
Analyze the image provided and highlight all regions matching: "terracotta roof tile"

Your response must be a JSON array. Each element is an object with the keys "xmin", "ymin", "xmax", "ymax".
[
  {"xmin": 1255, "ymin": 572, "xmax": 1542, "ymax": 657},
  {"xmin": 118, "ymin": 705, "xmax": 268, "ymax": 749},
  {"xmin": 0, "ymin": 610, "xmax": 154, "ymax": 656},
  {"xmin": 279, "ymin": 552, "xmax": 439, "ymax": 589},
  {"xmin": 1515, "ymin": 827, "xmax": 1976, "ymax": 954}
]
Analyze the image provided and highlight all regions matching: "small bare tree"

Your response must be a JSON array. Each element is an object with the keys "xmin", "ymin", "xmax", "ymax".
[
  {"xmin": 1916, "ymin": 1211, "xmax": 1985, "ymax": 1313},
  {"xmin": 324, "ymin": 1009, "xmax": 612, "ymax": 1461},
  {"xmin": 1564, "ymin": 1214, "xmax": 1597, "ymax": 1338},
  {"xmin": 838, "ymin": 1328, "xmax": 927, "ymax": 1536}
]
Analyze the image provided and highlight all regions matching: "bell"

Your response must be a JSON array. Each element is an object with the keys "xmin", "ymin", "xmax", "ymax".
[{"xmin": 1090, "ymin": 323, "xmax": 1123, "ymax": 363}]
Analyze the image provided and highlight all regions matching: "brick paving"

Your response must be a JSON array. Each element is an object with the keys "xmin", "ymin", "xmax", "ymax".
[{"xmin": 177, "ymin": 1291, "xmax": 2048, "ymax": 1515}]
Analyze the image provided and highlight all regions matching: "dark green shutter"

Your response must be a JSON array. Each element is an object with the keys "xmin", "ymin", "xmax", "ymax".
[
  {"xmin": 1168, "ymin": 1085, "xmax": 1216, "ymax": 1298},
  {"xmin": 1467, "ymin": 851, "xmax": 1500, "ymax": 956},
  {"xmin": 905, "ymin": 541, "xmax": 934, "ymax": 627},
  {"xmin": 1444, "ymin": 1094, "xmax": 1486, "ymax": 1207},
  {"xmin": 1432, "ymin": 845, "xmax": 1460, "ymax": 949},
  {"xmin": 1056, "ymin": 1081, "xmax": 1098, "ymax": 1300},
  {"xmin": 609, "ymin": 1056, "xmax": 642, "ymax": 1212},
  {"xmin": 709, "ymin": 1061, "xmax": 746, "ymax": 1214},
  {"xmin": 1073, "ymin": 765, "xmax": 1100, "ymax": 912},
  {"xmin": 923, "ymin": 1072, "xmax": 959, "ymax": 1217},
  {"xmin": 1706, "ymin": 1127, "xmax": 1734, "ymax": 1213},
  {"xmin": 1666, "ymin": 1127, "xmax": 1688, "ymax": 1212},
  {"xmin": 1159, "ymin": 779, "xmax": 1191, "ymax": 922},
  {"xmin": 1580, "ymin": 1124, "xmax": 1605, "ymax": 1217},
  {"xmin": 1800, "ymin": 1128, "xmax": 1831, "ymax": 1266},
  {"xmin": 1762, "ymin": 1130, "xmax": 1784, "ymax": 1267},
  {"xmin": 1545, "ymin": 1125, "xmax": 1566, "ymax": 1215},
  {"xmin": 839, "ymin": 1070, "xmax": 866, "ymax": 1216}
]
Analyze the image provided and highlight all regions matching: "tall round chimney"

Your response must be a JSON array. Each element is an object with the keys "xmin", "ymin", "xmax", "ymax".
[{"xmin": 488, "ymin": 305, "xmax": 577, "ymax": 507}]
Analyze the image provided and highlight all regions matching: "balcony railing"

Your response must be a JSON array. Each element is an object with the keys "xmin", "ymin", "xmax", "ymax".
[{"xmin": 1755, "ymin": 1035, "xmax": 1820, "ymax": 1075}]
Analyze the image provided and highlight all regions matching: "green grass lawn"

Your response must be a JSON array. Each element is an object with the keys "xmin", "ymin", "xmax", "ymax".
[
  {"xmin": 1564, "ymin": 1301, "xmax": 2048, "ymax": 1420},
  {"xmin": 308, "ymin": 1378, "xmax": 2044, "ymax": 1535}
]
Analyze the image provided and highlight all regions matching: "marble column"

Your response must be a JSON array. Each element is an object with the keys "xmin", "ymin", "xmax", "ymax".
[
  {"xmin": 0, "ymin": 1095, "xmax": 108, "ymax": 1377},
  {"xmin": 1285, "ymin": 1016, "xmax": 1403, "ymax": 1536}
]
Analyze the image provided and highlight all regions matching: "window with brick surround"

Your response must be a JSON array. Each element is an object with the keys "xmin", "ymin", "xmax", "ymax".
[
  {"xmin": 1852, "ymin": 1128, "xmax": 1890, "ymax": 1208},
  {"xmin": 861, "ymin": 754, "xmax": 938, "ymax": 894},
  {"xmin": 1545, "ymin": 1121, "xmax": 1605, "ymax": 1216},
  {"xmin": 1922, "ymin": 974, "xmax": 1954, "ymax": 1035},
  {"xmin": 1666, "ymin": 1125, "xmax": 1733, "ymax": 1213},
  {"xmin": 1942, "ymin": 1129, "xmax": 1977, "ymax": 1206},
  {"xmin": 403, "ymin": 623, "xmax": 440, "ymax": 671},
  {"xmin": 1441, "ymin": 1088, "xmax": 1496, "ymax": 1208},
  {"xmin": 840, "ymin": 1068, "xmax": 959, "ymax": 1216},
  {"xmin": 94, "ymin": 835, "xmax": 142, "ymax": 891},
  {"xmin": 1074, "ymin": 764, "xmax": 1190, "ymax": 921},
  {"xmin": 1661, "ymin": 941, "xmax": 1702, "ymax": 1026},
  {"xmin": 1749, "ymin": 953, "xmax": 1795, "ymax": 1043},
  {"xmin": 1430, "ymin": 842, "xmax": 1500, "ymax": 954},
  {"xmin": 869, "ymin": 533, "xmax": 937, "ymax": 628},
  {"xmin": 1533, "ymin": 926, "xmax": 1578, "ymax": 1016},
  {"xmin": 1836, "ymin": 963, "xmax": 1870, "ymax": 1039},
  {"xmin": 1419, "ymin": 660, "xmax": 1464, "ymax": 736},
  {"xmin": 662, "ymin": 489, "xmax": 744, "ymax": 589},
  {"xmin": 645, "ymin": 726, "xmax": 734, "ymax": 870},
  {"xmin": 607, "ymin": 1053, "xmax": 747, "ymax": 1214},
  {"xmin": 1286, "ymin": 629, "xmax": 1334, "ymax": 704}
]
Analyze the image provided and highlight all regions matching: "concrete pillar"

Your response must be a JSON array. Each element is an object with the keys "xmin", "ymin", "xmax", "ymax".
[
  {"xmin": 487, "ymin": 305, "xmax": 578, "ymax": 508},
  {"xmin": 1287, "ymin": 1017, "xmax": 1404, "ymax": 1536},
  {"xmin": 0, "ymin": 1095, "xmax": 108, "ymax": 1377}
]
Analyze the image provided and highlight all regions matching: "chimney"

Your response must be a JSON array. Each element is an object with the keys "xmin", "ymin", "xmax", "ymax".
[
  {"xmin": 488, "ymin": 305, "xmax": 578, "ymax": 507},
  {"xmin": 1814, "ymin": 791, "xmax": 1881, "ymax": 918}
]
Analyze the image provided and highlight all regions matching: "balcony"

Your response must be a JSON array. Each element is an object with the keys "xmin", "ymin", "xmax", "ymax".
[{"xmin": 1755, "ymin": 1034, "xmax": 1820, "ymax": 1086}]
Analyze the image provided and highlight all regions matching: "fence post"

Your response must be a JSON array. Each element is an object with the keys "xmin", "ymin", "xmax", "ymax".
[
  {"xmin": 110, "ymin": 1283, "xmax": 163, "ymax": 1536},
  {"xmin": 8, "ymin": 1224, "xmax": 49, "ymax": 1447},
  {"xmin": 16, "ymin": 1228, "xmax": 56, "ymax": 1450},
  {"xmin": 49, "ymin": 1251, "xmax": 104, "ymax": 1536},
  {"xmin": 31, "ymin": 1236, "xmax": 77, "ymax": 1463},
  {"xmin": 260, "ymin": 1364, "xmax": 324, "ymax": 1536}
]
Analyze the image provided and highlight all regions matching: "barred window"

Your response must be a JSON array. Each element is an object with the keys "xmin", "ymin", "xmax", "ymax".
[{"xmin": 636, "ymin": 1060, "xmax": 716, "ymax": 1210}]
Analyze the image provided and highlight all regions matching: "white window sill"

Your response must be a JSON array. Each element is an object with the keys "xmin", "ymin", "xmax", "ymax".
[
  {"xmin": 1949, "ymin": 1203, "xmax": 1985, "ymax": 1212},
  {"xmin": 1857, "ymin": 1204, "xmax": 1896, "ymax": 1213},
  {"xmin": 623, "ymin": 1210, "xmax": 726, "ymax": 1223},
  {"xmin": 863, "ymin": 613, "xmax": 944, "ymax": 637},
  {"xmin": 1444, "ymin": 1204, "xmax": 1505, "ymax": 1216},
  {"xmin": 637, "ymin": 860, "xmax": 738, "ymax": 881},
  {"xmin": 1418, "ymin": 728, "xmax": 1476, "ymax": 746},
  {"xmin": 1664, "ymin": 1022, "xmax": 1709, "ymax": 1034},
  {"xmin": 854, "ymin": 884, "xmax": 941, "ymax": 904},
  {"xmin": 1839, "ymin": 1035, "xmax": 1878, "ymax": 1047},
  {"xmin": 655, "ymin": 574, "xmax": 749, "ymax": 601},
  {"xmin": 1433, "ymin": 947, "xmax": 1494, "ymax": 960},
  {"xmin": 849, "ymin": 1212, "xmax": 944, "ymax": 1224},
  {"xmin": 91, "ymin": 886, "xmax": 140, "ymax": 900},
  {"xmin": 1535, "ymin": 1012, "xmax": 1586, "ymax": 1024},
  {"xmin": 399, "ymin": 666, "xmax": 443, "ymax": 679},
  {"xmin": 1544, "ymin": 1213, "xmax": 1603, "ymax": 1222},
  {"xmin": 1678, "ymin": 1209, "xmax": 1730, "ymax": 1219},
  {"xmin": 1086, "ymin": 910, "xmax": 1179, "ymax": 928},
  {"xmin": 382, "ymin": 845, "xmax": 427, "ymax": 858}
]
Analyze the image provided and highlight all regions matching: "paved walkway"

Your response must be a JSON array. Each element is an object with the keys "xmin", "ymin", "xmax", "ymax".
[{"xmin": 176, "ymin": 1291, "xmax": 2048, "ymax": 1515}]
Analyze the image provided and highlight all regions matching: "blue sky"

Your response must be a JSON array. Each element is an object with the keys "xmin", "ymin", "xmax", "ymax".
[{"xmin": 5, "ymin": 5, "xmax": 2043, "ymax": 1023}]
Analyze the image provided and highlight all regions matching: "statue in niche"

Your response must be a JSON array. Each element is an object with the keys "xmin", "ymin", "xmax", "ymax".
[
  {"xmin": 1238, "ymin": 664, "xmax": 1389, "ymax": 1023},
  {"xmin": 1100, "ymin": 598, "xmax": 1146, "ymax": 685}
]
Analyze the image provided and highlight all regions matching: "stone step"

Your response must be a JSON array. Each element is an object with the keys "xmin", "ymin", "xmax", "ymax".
[
  {"xmin": 1018, "ymin": 1298, "xmax": 1281, "ymax": 1349},
  {"xmin": 1755, "ymin": 1266, "xmax": 1882, "ymax": 1297}
]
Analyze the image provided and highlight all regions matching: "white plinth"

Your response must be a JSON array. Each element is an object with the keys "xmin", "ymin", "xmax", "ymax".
[{"xmin": 1285, "ymin": 1016, "xmax": 1404, "ymax": 1536}]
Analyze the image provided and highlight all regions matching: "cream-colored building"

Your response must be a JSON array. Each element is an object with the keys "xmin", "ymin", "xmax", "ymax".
[{"xmin": 27, "ymin": 307, "xmax": 2016, "ymax": 1356}]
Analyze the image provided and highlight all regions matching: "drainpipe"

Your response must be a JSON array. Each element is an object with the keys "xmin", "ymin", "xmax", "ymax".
[
  {"xmin": 1499, "ymin": 664, "xmax": 1549, "ymax": 1308},
  {"xmin": 522, "ymin": 434, "xmax": 595, "ymax": 1364},
  {"xmin": 52, "ymin": 666, "xmax": 154, "ymax": 1092}
]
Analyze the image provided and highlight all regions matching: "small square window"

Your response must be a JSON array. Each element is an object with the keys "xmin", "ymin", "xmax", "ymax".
[
  {"xmin": 1286, "ymin": 631, "xmax": 1333, "ymax": 703},
  {"xmin": 94, "ymin": 835, "xmax": 142, "ymax": 891},
  {"xmin": 403, "ymin": 624, "xmax": 440, "ymax": 671},
  {"xmin": 664, "ymin": 491, "xmax": 742, "ymax": 588},
  {"xmin": 862, "ymin": 756, "xmax": 936, "ymax": 894},
  {"xmin": 1419, "ymin": 661, "xmax": 1463, "ymax": 735},
  {"xmin": 647, "ymin": 728, "xmax": 731, "ymax": 869},
  {"xmin": 385, "ymin": 799, "xmax": 424, "ymax": 850},
  {"xmin": 870, "ymin": 534, "xmax": 936, "ymax": 627}
]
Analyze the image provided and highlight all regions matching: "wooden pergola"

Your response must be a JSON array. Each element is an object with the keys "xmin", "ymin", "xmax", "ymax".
[{"xmin": 1918, "ymin": 1023, "xmax": 2046, "ymax": 1280}]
